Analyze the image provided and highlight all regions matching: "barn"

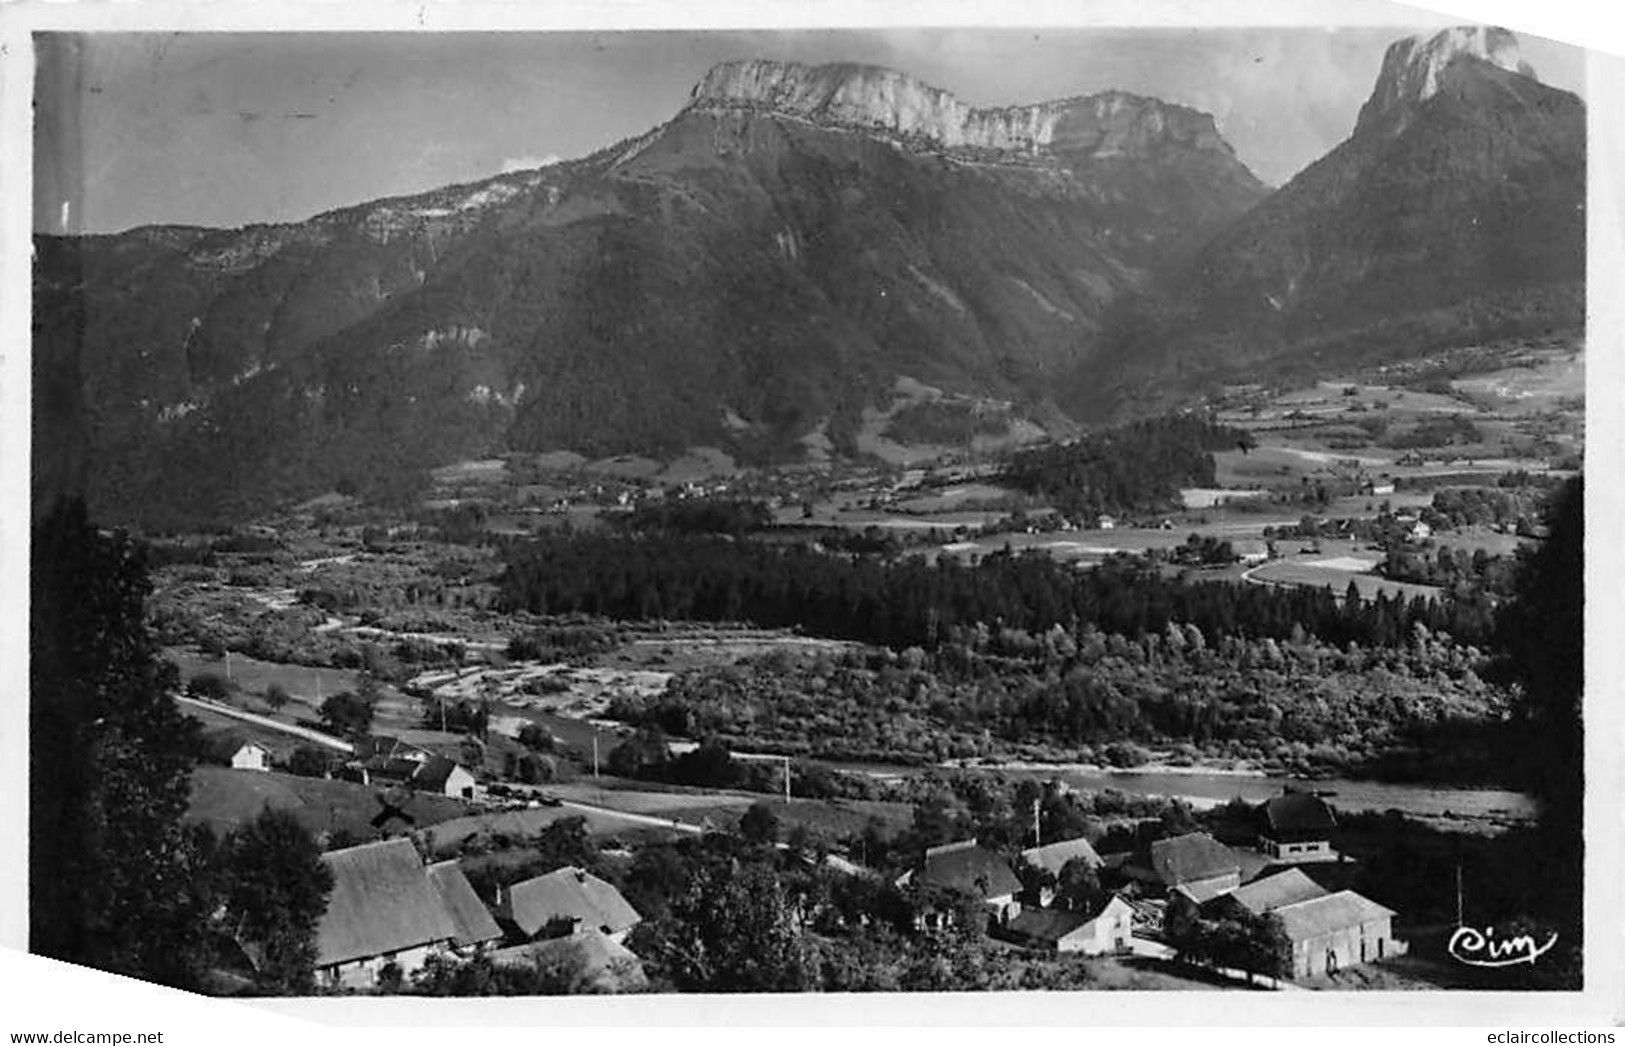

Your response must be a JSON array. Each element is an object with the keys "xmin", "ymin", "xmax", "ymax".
[{"xmin": 1271, "ymin": 890, "xmax": 1406, "ymax": 978}]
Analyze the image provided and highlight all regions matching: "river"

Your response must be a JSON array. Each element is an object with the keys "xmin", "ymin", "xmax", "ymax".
[
  {"xmin": 517, "ymin": 711, "xmax": 1537, "ymax": 825},
  {"xmin": 820, "ymin": 757, "xmax": 1536, "ymax": 823}
]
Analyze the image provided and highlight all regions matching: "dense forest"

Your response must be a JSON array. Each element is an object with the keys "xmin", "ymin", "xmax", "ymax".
[
  {"xmin": 498, "ymin": 535, "xmax": 1496, "ymax": 651},
  {"xmin": 606, "ymin": 617, "xmax": 1506, "ymax": 780},
  {"xmin": 999, "ymin": 415, "xmax": 1249, "ymax": 519}
]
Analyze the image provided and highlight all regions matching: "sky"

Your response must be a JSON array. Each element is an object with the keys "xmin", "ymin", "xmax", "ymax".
[{"xmin": 33, "ymin": 25, "xmax": 1586, "ymax": 235}]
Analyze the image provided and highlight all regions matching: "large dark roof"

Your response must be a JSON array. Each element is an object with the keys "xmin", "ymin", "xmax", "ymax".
[
  {"xmin": 316, "ymin": 839, "xmax": 457, "ymax": 967},
  {"xmin": 1259, "ymin": 792, "xmax": 1337, "ymax": 835},
  {"xmin": 914, "ymin": 841, "xmax": 1022, "ymax": 899},
  {"xmin": 1009, "ymin": 896, "xmax": 1133, "ymax": 944},
  {"xmin": 1148, "ymin": 833, "xmax": 1241, "ymax": 886},
  {"xmin": 414, "ymin": 755, "xmax": 470, "ymax": 791}
]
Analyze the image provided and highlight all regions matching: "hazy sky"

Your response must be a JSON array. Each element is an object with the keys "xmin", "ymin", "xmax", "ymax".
[{"xmin": 33, "ymin": 26, "xmax": 1586, "ymax": 234}]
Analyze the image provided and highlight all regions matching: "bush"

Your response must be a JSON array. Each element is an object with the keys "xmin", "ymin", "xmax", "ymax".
[
  {"xmin": 186, "ymin": 673, "xmax": 233, "ymax": 701},
  {"xmin": 1103, "ymin": 742, "xmax": 1150, "ymax": 768}
]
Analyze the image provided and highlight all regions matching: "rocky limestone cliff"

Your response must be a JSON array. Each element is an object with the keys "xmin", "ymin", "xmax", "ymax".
[
  {"xmin": 689, "ymin": 59, "xmax": 1236, "ymax": 160},
  {"xmin": 1356, "ymin": 25, "xmax": 1539, "ymax": 135}
]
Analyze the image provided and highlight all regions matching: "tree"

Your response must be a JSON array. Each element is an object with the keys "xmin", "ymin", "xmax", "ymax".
[
  {"xmin": 1052, "ymin": 857, "xmax": 1105, "ymax": 914},
  {"xmin": 30, "ymin": 499, "xmax": 211, "ymax": 988},
  {"xmin": 517, "ymin": 722, "xmax": 554, "ymax": 752},
  {"xmin": 1492, "ymin": 476, "xmax": 1583, "ymax": 972},
  {"xmin": 263, "ymin": 683, "xmax": 291, "ymax": 713},
  {"xmin": 287, "ymin": 746, "xmax": 332, "ymax": 778},
  {"xmin": 319, "ymin": 691, "xmax": 373, "ymax": 737},
  {"xmin": 186, "ymin": 672, "xmax": 233, "ymax": 701},
  {"xmin": 220, "ymin": 807, "xmax": 334, "ymax": 993},
  {"xmin": 607, "ymin": 726, "xmax": 671, "ymax": 780},
  {"xmin": 738, "ymin": 801, "xmax": 780, "ymax": 845},
  {"xmin": 656, "ymin": 863, "xmax": 818, "ymax": 992},
  {"xmin": 412, "ymin": 950, "xmax": 592, "ymax": 996}
]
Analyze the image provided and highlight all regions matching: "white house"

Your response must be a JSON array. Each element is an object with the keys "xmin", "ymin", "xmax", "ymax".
[
  {"xmin": 412, "ymin": 756, "xmax": 478, "ymax": 801},
  {"xmin": 201, "ymin": 730, "xmax": 272, "ymax": 773},
  {"xmin": 1007, "ymin": 895, "xmax": 1136, "ymax": 955}
]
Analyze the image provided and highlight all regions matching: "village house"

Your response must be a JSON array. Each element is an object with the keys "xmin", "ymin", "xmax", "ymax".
[
  {"xmin": 1257, "ymin": 791, "xmax": 1340, "ymax": 863},
  {"xmin": 1123, "ymin": 832, "xmax": 1243, "ymax": 898},
  {"xmin": 487, "ymin": 928, "xmax": 648, "ymax": 993},
  {"xmin": 1020, "ymin": 836, "xmax": 1103, "ymax": 907},
  {"xmin": 313, "ymin": 839, "xmax": 459, "ymax": 989},
  {"xmin": 411, "ymin": 756, "xmax": 478, "ymax": 800},
  {"xmin": 1232, "ymin": 539, "xmax": 1270, "ymax": 565},
  {"xmin": 1007, "ymin": 895, "xmax": 1136, "ymax": 956},
  {"xmin": 200, "ymin": 729, "xmax": 272, "ymax": 772},
  {"xmin": 898, "ymin": 840, "xmax": 1024, "ymax": 927},
  {"xmin": 1270, "ymin": 890, "xmax": 1405, "ymax": 979},
  {"xmin": 425, "ymin": 860, "xmax": 503, "ymax": 956},
  {"xmin": 494, "ymin": 866, "xmax": 642, "ymax": 945}
]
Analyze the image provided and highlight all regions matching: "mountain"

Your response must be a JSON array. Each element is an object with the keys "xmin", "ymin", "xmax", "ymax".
[
  {"xmin": 33, "ymin": 59, "xmax": 1266, "ymax": 525},
  {"xmin": 1069, "ymin": 26, "xmax": 1585, "ymax": 415}
]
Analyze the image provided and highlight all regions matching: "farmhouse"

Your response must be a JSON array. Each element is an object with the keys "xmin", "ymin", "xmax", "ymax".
[
  {"xmin": 494, "ymin": 866, "xmax": 642, "ymax": 944},
  {"xmin": 1270, "ymin": 890, "xmax": 1405, "ymax": 979},
  {"xmin": 1125, "ymin": 832, "xmax": 1242, "ymax": 897},
  {"xmin": 412, "ymin": 756, "xmax": 478, "ymax": 800},
  {"xmin": 1257, "ymin": 791, "xmax": 1339, "ymax": 863},
  {"xmin": 487, "ymin": 928, "xmax": 648, "ymax": 993},
  {"xmin": 314, "ymin": 839, "xmax": 459, "ymax": 989},
  {"xmin": 1020, "ymin": 836, "xmax": 1103, "ymax": 906},
  {"xmin": 897, "ymin": 840, "xmax": 1023, "ymax": 925},
  {"xmin": 200, "ymin": 730, "xmax": 271, "ymax": 772},
  {"xmin": 425, "ymin": 860, "xmax": 502, "ymax": 954},
  {"xmin": 1007, "ymin": 895, "xmax": 1135, "ymax": 955}
]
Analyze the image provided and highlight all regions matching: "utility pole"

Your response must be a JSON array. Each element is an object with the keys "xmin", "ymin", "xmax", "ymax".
[
  {"xmin": 1032, "ymin": 797, "xmax": 1042, "ymax": 848},
  {"xmin": 783, "ymin": 756, "xmax": 792, "ymax": 804},
  {"xmin": 592, "ymin": 730, "xmax": 600, "ymax": 780},
  {"xmin": 1455, "ymin": 862, "xmax": 1464, "ymax": 927},
  {"xmin": 226, "ymin": 650, "xmax": 233, "ymax": 683}
]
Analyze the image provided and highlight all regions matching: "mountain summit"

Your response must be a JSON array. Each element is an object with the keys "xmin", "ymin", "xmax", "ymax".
[
  {"xmin": 34, "ymin": 57, "xmax": 1265, "ymax": 525},
  {"xmin": 1067, "ymin": 24, "xmax": 1584, "ymax": 414},
  {"xmin": 688, "ymin": 59, "xmax": 1238, "ymax": 162},
  {"xmin": 1355, "ymin": 25, "xmax": 1541, "ymax": 135}
]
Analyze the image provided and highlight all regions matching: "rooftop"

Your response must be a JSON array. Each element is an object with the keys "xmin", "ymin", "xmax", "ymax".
[
  {"xmin": 316, "ymin": 838, "xmax": 457, "ymax": 967},
  {"xmin": 914, "ymin": 841, "xmax": 1022, "ymax": 899},
  {"xmin": 1020, "ymin": 836, "xmax": 1103, "ymax": 878},
  {"xmin": 1270, "ymin": 890, "xmax": 1396, "ymax": 942},
  {"xmin": 1222, "ymin": 867, "xmax": 1329, "ymax": 916},
  {"xmin": 1148, "ymin": 833, "xmax": 1241, "ymax": 886},
  {"xmin": 499, "ymin": 866, "xmax": 641, "ymax": 939}
]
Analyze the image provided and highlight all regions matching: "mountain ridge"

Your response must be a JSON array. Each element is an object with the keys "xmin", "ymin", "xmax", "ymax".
[{"xmin": 32, "ymin": 29, "xmax": 1582, "ymax": 528}]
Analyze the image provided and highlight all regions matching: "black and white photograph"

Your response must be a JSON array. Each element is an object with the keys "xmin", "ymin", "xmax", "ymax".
[{"xmin": 8, "ymin": 0, "xmax": 1617, "ymax": 1025}]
